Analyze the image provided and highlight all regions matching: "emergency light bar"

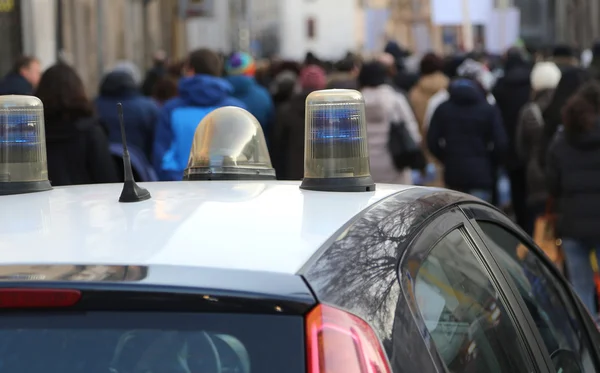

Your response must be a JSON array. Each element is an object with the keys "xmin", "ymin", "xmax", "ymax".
[
  {"xmin": 184, "ymin": 107, "xmax": 276, "ymax": 181},
  {"xmin": 300, "ymin": 89, "xmax": 375, "ymax": 192},
  {"xmin": 0, "ymin": 95, "xmax": 52, "ymax": 195}
]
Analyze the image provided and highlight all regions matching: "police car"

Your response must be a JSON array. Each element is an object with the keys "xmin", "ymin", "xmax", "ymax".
[{"xmin": 0, "ymin": 91, "xmax": 598, "ymax": 373}]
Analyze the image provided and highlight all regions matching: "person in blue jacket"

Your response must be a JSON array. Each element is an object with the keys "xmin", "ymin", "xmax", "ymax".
[
  {"xmin": 153, "ymin": 48, "xmax": 246, "ymax": 181},
  {"xmin": 95, "ymin": 69, "xmax": 160, "ymax": 164},
  {"xmin": 225, "ymin": 52, "xmax": 274, "ymax": 139},
  {"xmin": 427, "ymin": 78, "xmax": 508, "ymax": 203}
]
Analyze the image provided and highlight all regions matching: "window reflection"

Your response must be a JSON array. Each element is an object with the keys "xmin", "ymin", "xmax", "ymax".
[
  {"xmin": 415, "ymin": 229, "xmax": 529, "ymax": 373},
  {"xmin": 477, "ymin": 222, "xmax": 596, "ymax": 373}
]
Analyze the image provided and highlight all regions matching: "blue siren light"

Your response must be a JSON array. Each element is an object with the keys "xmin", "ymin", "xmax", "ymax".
[
  {"xmin": 0, "ymin": 95, "xmax": 52, "ymax": 195},
  {"xmin": 300, "ymin": 89, "xmax": 375, "ymax": 192}
]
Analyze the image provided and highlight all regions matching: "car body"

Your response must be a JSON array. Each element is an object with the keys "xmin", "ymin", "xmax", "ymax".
[{"xmin": 0, "ymin": 180, "xmax": 599, "ymax": 373}]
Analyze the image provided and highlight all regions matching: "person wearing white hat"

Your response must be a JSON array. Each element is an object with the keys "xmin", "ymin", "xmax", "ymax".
[{"xmin": 515, "ymin": 61, "xmax": 562, "ymax": 232}]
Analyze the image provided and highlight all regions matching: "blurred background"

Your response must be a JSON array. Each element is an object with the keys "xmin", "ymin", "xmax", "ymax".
[{"xmin": 0, "ymin": 0, "xmax": 594, "ymax": 91}]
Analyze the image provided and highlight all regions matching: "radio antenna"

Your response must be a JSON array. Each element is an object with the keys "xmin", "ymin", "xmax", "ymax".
[{"xmin": 117, "ymin": 103, "xmax": 151, "ymax": 203}]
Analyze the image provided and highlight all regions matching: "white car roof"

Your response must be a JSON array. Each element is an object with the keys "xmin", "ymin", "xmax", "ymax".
[{"xmin": 0, "ymin": 181, "xmax": 411, "ymax": 274}]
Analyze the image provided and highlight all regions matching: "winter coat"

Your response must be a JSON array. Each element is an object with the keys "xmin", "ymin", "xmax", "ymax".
[
  {"xmin": 45, "ymin": 116, "xmax": 119, "ymax": 186},
  {"xmin": 363, "ymin": 84, "xmax": 421, "ymax": 185},
  {"xmin": 493, "ymin": 65, "xmax": 532, "ymax": 170},
  {"xmin": 409, "ymin": 72, "xmax": 449, "ymax": 137},
  {"xmin": 271, "ymin": 93, "xmax": 308, "ymax": 180},
  {"xmin": 95, "ymin": 71, "xmax": 160, "ymax": 163},
  {"xmin": 516, "ymin": 89, "xmax": 555, "ymax": 206},
  {"xmin": 424, "ymin": 89, "xmax": 496, "ymax": 133},
  {"xmin": 227, "ymin": 75, "xmax": 274, "ymax": 135},
  {"xmin": 142, "ymin": 64, "xmax": 167, "ymax": 96},
  {"xmin": 327, "ymin": 72, "xmax": 358, "ymax": 90},
  {"xmin": 153, "ymin": 75, "xmax": 246, "ymax": 181},
  {"xmin": 0, "ymin": 73, "xmax": 33, "ymax": 95},
  {"xmin": 547, "ymin": 123, "xmax": 600, "ymax": 240},
  {"xmin": 427, "ymin": 79, "xmax": 508, "ymax": 190}
]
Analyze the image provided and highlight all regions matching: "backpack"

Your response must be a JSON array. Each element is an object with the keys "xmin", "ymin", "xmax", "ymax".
[
  {"xmin": 109, "ymin": 143, "xmax": 158, "ymax": 182},
  {"xmin": 388, "ymin": 120, "xmax": 427, "ymax": 171}
]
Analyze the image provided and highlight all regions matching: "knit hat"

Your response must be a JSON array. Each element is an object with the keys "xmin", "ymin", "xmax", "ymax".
[
  {"xmin": 299, "ymin": 65, "xmax": 327, "ymax": 91},
  {"xmin": 225, "ymin": 52, "xmax": 256, "ymax": 76},
  {"xmin": 530, "ymin": 61, "xmax": 562, "ymax": 91}
]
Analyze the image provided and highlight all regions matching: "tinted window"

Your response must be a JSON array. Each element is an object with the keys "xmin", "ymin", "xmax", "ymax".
[
  {"xmin": 415, "ymin": 229, "xmax": 530, "ymax": 373},
  {"xmin": 478, "ymin": 221, "xmax": 596, "ymax": 373},
  {"xmin": 0, "ymin": 312, "xmax": 304, "ymax": 373}
]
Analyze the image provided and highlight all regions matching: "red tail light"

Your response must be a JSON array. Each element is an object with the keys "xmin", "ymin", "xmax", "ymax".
[
  {"xmin": 0, "ymin": 289, "xmax": 81, "ymax": 308},
  {"xmin": 305, "ymin": 304, "xmax": 391, "ymax": 373}
]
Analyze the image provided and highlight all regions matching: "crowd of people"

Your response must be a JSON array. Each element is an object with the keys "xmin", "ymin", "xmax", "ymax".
[{"xmin": 3, "ymin": 41, "xmax": 600, "ymax": 317}]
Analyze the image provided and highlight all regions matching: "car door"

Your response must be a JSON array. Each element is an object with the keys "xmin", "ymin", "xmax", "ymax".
[
  {"xmin": 462, "ymin": 203, "xmax": 600, "ymax": 373},
  {"xmin": 398, "ymin": 207, "xmax": 552, "ymax": 373}
]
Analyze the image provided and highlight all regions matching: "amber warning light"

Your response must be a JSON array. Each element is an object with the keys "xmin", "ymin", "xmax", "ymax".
[{"xmin": 300, "ymin": 89, "xmax": 375, "ymax": 193}]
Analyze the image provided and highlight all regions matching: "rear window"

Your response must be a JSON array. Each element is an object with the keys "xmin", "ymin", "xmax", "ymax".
[{"xmin": 0, "ymin": 312, "xmax": 305, "ymax": 373}]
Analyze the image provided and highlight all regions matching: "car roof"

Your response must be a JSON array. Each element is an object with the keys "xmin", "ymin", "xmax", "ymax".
[{"xmin": 0, "ymin": 181, "xmax": 411, "ymax": 274}]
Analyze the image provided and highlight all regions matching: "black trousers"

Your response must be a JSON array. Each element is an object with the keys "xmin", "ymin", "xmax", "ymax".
[{"xmin": 508, "ymin": 167, "xmax": 529, "ymax": 233}]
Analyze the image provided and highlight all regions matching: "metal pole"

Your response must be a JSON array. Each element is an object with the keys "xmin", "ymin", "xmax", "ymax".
[{"xmin": 461, "ymin": 0, "xmax": 473, "ymax": 51}]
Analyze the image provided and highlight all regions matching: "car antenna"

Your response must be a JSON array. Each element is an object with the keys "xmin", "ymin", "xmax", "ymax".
[{"xmin": 117, "ymin": 103, "xmax": 151, "ymax": 203}]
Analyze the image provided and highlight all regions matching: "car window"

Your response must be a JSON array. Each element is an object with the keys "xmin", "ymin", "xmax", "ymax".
[
  {"xmin": 0, "ymin": 312, "xmax": 305, "ymax": 373},
  {"xmin": 414, "ymin": 229, "xmax": 530, "ymax": 373},
  {"xmin": 477, "ymin": 221, "xmax": 596, "ymax": 373}
]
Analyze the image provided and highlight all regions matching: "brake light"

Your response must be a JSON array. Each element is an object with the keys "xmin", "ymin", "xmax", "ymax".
[
  {"xmin": 0, "ymin": 289, "xmax": 81, "ymax": 308},
  {"xmin": 305, "ymin": 304, "xmax": 391, "ymax": 373}
]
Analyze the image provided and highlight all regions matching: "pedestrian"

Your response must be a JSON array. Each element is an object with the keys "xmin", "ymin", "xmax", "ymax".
[
  {"xmin": 361, "ymin": 61, "xmax": 421, "ymax": 185},
  {"xmin": 0, "ymin": 56, "xmax": 41, "ymax": 95},
  {"xmin": 493, "ymin": 47, "xmax": 533, "ymax": 232},
  {"xmin": 142, "ymin": 50, "xmax": 168, "ymax": 97},
  {"xmin": 515, "ymin": 61, "xmax": 562, "ymax": 233},
  {"xmin": 225, "ymin": 52, "xmax": 274, "ymax": 136},
  {"xmin": 35, "ymin": 63, "xmax": 118, "ymax": 186},
  {"xmin": 409, "ymin": 53, "xmax": 449, "ymax": 138},
  {"xmin": 546, "ymin": 81, "xmax": 600, "ymax": 317},
  {"xmin": 152, "ymin": 48, "xmax": 245, "ymax": 181},
  {"xmin": 327, "ymin": 55, "xmax": 359, "ymax": 90},
  {"xmin": 95, "ymin": 68, "xmax": 160, "ymax": 164},
  {"xmin": 271, "ymin": 65, "xmax": 327, "ymax": 180},
  {"xmin": 428, "ymin": 74, "xmax": 508, "ymax": 202}
]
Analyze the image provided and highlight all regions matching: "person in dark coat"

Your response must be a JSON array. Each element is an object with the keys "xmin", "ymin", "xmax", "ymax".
[
  {"xmin": 587, "ymin": 42, "xmax": 600, "ymax": 80},
  {"xmin": 516, "ymin": 61, "xmax": 562, "ymax": 233},
  {"xmin": 142, "ymin": 50, "xmax": 168, "ymax": 96},
  {"xmin": 546, "ymin": 81, "xmax": 600, "ymax": 315},
  {"xmin": 538, "ymin": 67, "xmax": 589, "ymax": 170},
  {"xmin": 492, "ymin": 48, "xmax": 532, "ymax": 231},
  {"xmin": 0, "ymin": 56, "xmax": 41, "ymax": 95},
  {"xmin": 35, "ymin": 63, "xmax": 118, "ymax": 186},
  {"xmin": 225, "ymin": 52, "xmax": 275, "ymax": 136},
  {"xmin": 95, "ymin": 70, "xmax": 160, "ymax": 164},
  {"xmin": 428, "ymin": 78, "xmax": 508, "ymax": 202},
  {"xmin": 551, "ymin": 44, "xmax": 579, "ymax": 72},
  {"xmin": 327, "ymin": 56, "xmax": 359, "ymax": 90},
  {"xmin": 271, "ymin": 65, "xmax": 327, "ymax": 180}
]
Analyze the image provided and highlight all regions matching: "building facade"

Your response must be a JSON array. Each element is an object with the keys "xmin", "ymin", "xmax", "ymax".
[{"xmin": 0, "ymin": 0, "xmax": 175, "ymax": 93}]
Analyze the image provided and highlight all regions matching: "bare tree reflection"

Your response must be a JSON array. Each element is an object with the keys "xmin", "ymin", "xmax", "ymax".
[{"xmin": 305, "ymin": 189, "xmax": 471, "ymax": 352}]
